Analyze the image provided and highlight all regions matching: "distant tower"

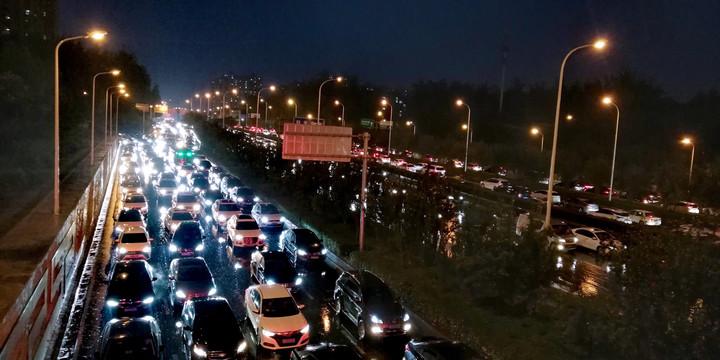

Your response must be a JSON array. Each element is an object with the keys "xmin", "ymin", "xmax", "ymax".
[{"xmin": 498, "ymin": 34, "xmax": 509, "ymax": 116}]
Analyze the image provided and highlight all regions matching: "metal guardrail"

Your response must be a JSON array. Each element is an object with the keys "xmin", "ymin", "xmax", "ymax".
[{"xmin": 0, "ymin": 143, "xmax": 118, "ymax": 360}]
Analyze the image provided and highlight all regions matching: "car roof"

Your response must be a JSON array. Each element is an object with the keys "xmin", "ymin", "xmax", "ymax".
[
  {"xmin": 254, "ymin": 284, "xmax": 292, "ymax": 299},
  {"xmin": 236, "ymin": 215, "xmax": 254, "ymax": 221},
  {"xmin": 122, "ymin": 226, "xmax": 148, "ymax": 234},
  {"xmin": 171, "ymin": 257, "xmax": 206, "ymax": 267},
  {"xmin": 346, "ymin": 270, "xmax": 385, "ymax": 288},
  {"xmin": 216, "ymin": 199, "xmax": 236, "ymax": 204},
  {"xmin": 176, "ymin": 192, "xmax": 195, "ymax": 197},
  {"xmin": 573, "ymin": 227, "xmax": 605, "ymax": 233},
  {"xmin": 257, "ymin": 250, "xmax": 287, "ymax": 260}
]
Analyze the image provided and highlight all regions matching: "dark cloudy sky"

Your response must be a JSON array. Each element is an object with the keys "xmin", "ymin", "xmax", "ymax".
[{"xmin": 59, "ymin": 1, "xmax": 720, "ymax": 103}]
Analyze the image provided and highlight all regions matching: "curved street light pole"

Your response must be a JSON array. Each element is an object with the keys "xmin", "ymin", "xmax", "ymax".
[
  {"xmin": 91, "ymin": 70, "xmax": 119, "ymax": 165},
  {"xmin": 457, "ymin": 101, "xmax": 471, "ymax": 172},
  {"xmin": 317, "ymin": 77, "xmax": 342, "ymax": 122},
  {"xmin": 334, "ymin": 100, "xmax": 345, "ymax": 126},
  {"xmin": 256, "ymin": 86, "xmax": 275, "ymax": 139},
  {"xmin": 381, "ymin": 99, "xmax": 393, "ymax": 155},
  {"xmin": 603, "ymin": 98, "xmax": 620, "ymax": 201},
  {"xmin": 543, "ymin": 40, "xmax": 606, "ymax": 229},
  {"xmin": 105, "ymin": 85, "xmax": 123, "ymax": 145}
]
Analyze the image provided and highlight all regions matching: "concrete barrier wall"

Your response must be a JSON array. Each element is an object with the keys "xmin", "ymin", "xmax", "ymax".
[{"xmin": 0, "ymin": 143, "xmax": 118, "ymax": 360}]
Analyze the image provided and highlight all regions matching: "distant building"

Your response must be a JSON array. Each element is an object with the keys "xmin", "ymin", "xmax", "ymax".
[
  {"xmin": 209, "ymin": 73, "xmax": 263, "ymax": 114},
  {"xmin": 0, "ymin": 0, "xmax": 56, "ymax": 41}
]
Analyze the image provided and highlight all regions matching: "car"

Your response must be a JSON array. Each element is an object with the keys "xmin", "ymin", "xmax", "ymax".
[
  {"xmin": 168, "ymin": 257, "xmax": 217, "ymax": 310},
  {"xmin": 530, "ymin": 190, "xmax": 561, "ymax": 204},
  {"xmin": 423, "ymin": 165, "xmax": 446, "ymax": 176},
  {"xmin": 251, "ymin": 202, "xmax": 285, "ymax": 229},
  {"xmin": 480, "ymin": 178, "xmax": 508, "ymax": 191},
  {"xmin": 244, "ymin": 284, "xmax": 310, "ymax": 350},
  {"xmin": 117, "ymin": 227, "xmax": 153, "ymax": 260},
  {"xmin": 196, "ymin": 159, "xmax": 212, "ymax": 172},
  {"xmin": 667, "ymin": 201, "xmax": 700, "ymax": 214},
  {"xmin": 179, "ymin": 297, "xmax": 247, "ymax": 360},
  {"xmin": 572, "ymin": 227, "xmax": 625, "ymax": 254},
  {"xmin": 565, "ymin": 198, "xmax": 599, "ymax": 213},
  {"xmin": 230, "ymin": 187, "xmax": 259, "ymax": 205},
  {"xmin": 114, "ymin": 209, "xmax": 146, "ymax": 238},
  {"xmin": 220, "ymin": 176, "xmax": 245, "ymax": 197},
  {"xmin": 518, "ymin": 214, "xmax": 578, "ymax": 253},
  {"xmin": 240, "ymin": 203, "xmax": 255, "ymax": 215},
  {"xmin": 189, "ymin": 177, "xmax": 210, "ymax": 194},
  {"xmin": 209, "ymin": 167, "xmax": 227, "ymax": 186},
  {"xmin": 397, "ymin": 163, "xmax": 414, "ymax": 171},
  {"xmin": 469, "ymin": 163, "xmax": 482, "ymax": 172},
  {"xmin": 638, "ymin": 194, "xmax": 662, "ymax": 204},
  {"xmin": 391, "ymin": 158, "xmax": 406, "ymax": 167},
  {"xmin": 211, "ymin": 199, "xmax": 243, "ymax": 229},
  {"xmin": 119, "ymin": 176, "xmax": 144, "ymax": 195},
  {"xmin": 590, "ymin": 207, "xmax": 633, "ymax": 224},
  {"xmin": 628, "ymin": 209, "xmax": 662, "ymax": 226},
  {"xmin": 407, "ymin": 163, "xmax": 425, "ymax": 173},
  {"xmin": 164, "ymin": 208, "xmax": 195, "ymax": 235},
  {"xmin": 105, "ymin": 260, "xmax": 156, "ymax": 318},
  {"xmin": 378, "ymin": 155, "xmax": 391, "ymax": 164},
  {"xmin": 226, "ymin": 215, "xmax": 266, "ymax": 251},
  {"xmin": 199, "ymin": 189, "xmax": 224, "ymax": 210},
  {"xmin": 122, "ymin": 193, "xmax": 149, "ymax": 215},
  {"xmin": 176, "ymin": 163, "xmax": 195, "ymax": 179},
  {"xmin": 97, "ymin": 317, "xmax": 164, "ymax": 360},
  {"xmin": 334, "ymin": 270, "xmax": 411, "ymax": 340},
  {"xmin": 155, "ymin": 178, "xmax": 178, "ymax": 197},
  {"xmin": 172, "ymin": 192, "xmax": 202, "ymax": 217},
  {"xmin": 169, "ymin": 221, "xmax": 206, "ymax": 257},
  {"xmin": 404, "ymin": 337, "xmax": 482, "ymax": 360},
  {"xmin": 250, "ymin": 251, "xmax": 302, "ymax": 294},
  {"xmin": 452, "ymin": 160, "xmax": 463, "ymax": 168},
  {"xmin": 290, "ymin": 343, "xmax": 361, "ymax": 360},
  {"xmin": 280, "ymin": 229, "xmax": 327, "ymax": 266}
]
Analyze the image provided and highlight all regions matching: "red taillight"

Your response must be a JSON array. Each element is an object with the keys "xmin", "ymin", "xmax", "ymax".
[{"xmin": 405, "ymin": 344, "xmax": 410, "ymax": 351}]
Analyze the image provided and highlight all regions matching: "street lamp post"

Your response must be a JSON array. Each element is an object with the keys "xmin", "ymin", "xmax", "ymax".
[
  {"xmin": 115, "ymin": 92, "xmax": 129, "ymax": 135},
  {"xmin": 317, "ymin": 77, "xmax": 342, "ymax": 122},
  {"xmin": 54, "ymin": 30, "xmax": 107, "ymax": 215},
  {"xmin": 193, "ymin": 93, "xmax": 200, "ymax": 112},
  {"xmin": 543, "ymin": 39, "xmax": 606, "ymax": 228},
  {"xmin": 105, "ymin": 84, "xmax": 124, "ymax": 145},
  {"xmin": 240, "ymin": 100, "xmax": 249, "ymax": 122},
  {"xmin": 287, "ymin": 99, "xmax": 298, "ymax": 118},
  {"xmin": 256, "ymin": 86, "xmax": 276, "ymax": 139},
  {"xmin": 334, "ymin": 100, "xmax": 345, "ymax": 126},
  {"xmin": 90, "ymin": 69, "xmax": 119, "ymax": 165},
  {"xmin": 109, "ymin": 88, "xmax": 125, "ymax": 138},
  {"xmin": 381, "ymin": 99, "xmax": 393, "ymax": 155},
  {"xmin": 406, "ymin": 121, "xmax": 416, "ymax": 136},
  {"xmin": 205, "ymin": 93, "xmax": 211, "ymax": 121},
  {"xmin": 456, "ymin": 100, "xmax": 471, "ymax": 172},
  {"xmin": 462, "ymin": 124, "xmax": 473, "ymax": 143},
  {"xmin": 682, "ymin": 138, "xmax": 695, "ymax": 185},
  {"xmin": 602, "ymin": 97, "xmax": 621, "ymax": 201},
  {"xmin": 222, "ymin": 89, "xmax": 238, "ymax": 129},
  {"xmin": 531, "ymin": 127, "xmax": 544, "ymax": 152}
]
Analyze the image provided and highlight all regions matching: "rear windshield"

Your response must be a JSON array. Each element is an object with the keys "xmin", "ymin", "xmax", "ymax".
[
  {"xmin": 219, "ymin": 204, "xmax": 240, "ymax": 212},
  {"xmin": 260, "ymin": 204, "xmax": 279, "ymax": 214},
  {"xmin": 261, "ymin": 297, "xmax": 299, "ymax": 318},
  {"xmin": 159, "ymin": 180, "xmax": 176, "ymax": 187},
  {"xmin": 235, "ymin": 221, "xmax": 259, "ymax": 230},
  {"xmin": 171, "ymin": 212, "xmax": 194, "ymax": 221},
  {"xmin": 177, "ymin": 195, "xmax": 196, "ymax": 203},
  {"xmin": 118, "ymin": 211, "xmax": 142, "ymax": 222},
  {"xmin": 121, "ymin": 233, "xmax": 148, "ymax": 243},
  {"xmin": 177, "ymin": 265, "xmax": 212, "ymax": 282},
  {"xmin": 127, "ymin": 195, "xmax": 145, "ymax": 203}
]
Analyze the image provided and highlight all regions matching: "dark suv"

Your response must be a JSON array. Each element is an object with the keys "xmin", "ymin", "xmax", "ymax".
[
  {"xmin": 169, "ymin": 221, "xmax": 205, "ymax": 257},
  {"xmin": 280, "ymin": 229, "xmax": 327, "ymax": 266},
  {"xmin": 180, "ymin": 297, "xmax": 247, "ymax": 360},
  {"xmin": 333, "ymin": 270, "xmax": 410, "ymax": 341}
]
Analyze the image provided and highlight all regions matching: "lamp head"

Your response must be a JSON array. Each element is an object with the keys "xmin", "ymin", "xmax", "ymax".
[
  {"xmin": 593, "ymin": 40, "xmax": 607, "ymax": 49},
  {"xmin": 215, "ymin": 91, "xmax": 220, "ymax": 95},
  {"xmin": 88, "ymin": 31, "xmax": 107, "ymax": 40},
  {"xmin": 377, "ymin": 111, "xmax": 383, "ymax": 117},
  {"xmin": 118, "ymin": 83, "xmax": 125, "ymax": 89},
  {"xmin": 205, "ymin": 93, "xmax": 211, "ymax": 98},
  {"xmin": 307, "ymin": 114, "xmax": 313, "ymax": 119},
  {"xmin": 269, "ymin": 85, "xmax": 276, "ymax": 91},
  {"xmin": 195, "ymin": 94, "xmax": 200, "ymax": 98},
  {"xmin": 287, "ymin": 99, "xmax": 294, "ymax": 105},
  {"xmin": 124, "ymin": 93, "xmax": 129, "ymax": 97},
  {"xmin": 120, "ymin": 89, "xmax": 126, "ymax": 94},
  {"xmin": 335, "ymin": 76, "xmax": 343, "ymax": 82},
  {"xmin": 241, "ymin": 100, "xmax": 246, "ymax": 104},
  {"xmin": 110, "ymin": 70, "xmax": 120, "ymax": 75},
  {"xmin": 232, "ymin": 89, "xmax": 238, "ymax": 94},
  {"xmin": 602, "ymin": 96, "xmax": 613, "ymax": 105},
  {"xmin": 456, "ymin": 99, "xmax": 464, "ymax": 106},
  {"xmin": 406, "ymin": 121, "xmax": 413, "ymax": 126},
  {"xmin": 381, "ymin": 99, "xmax": 388, "ymax": 106},
  {"xmin": 334, "ymin": 100, "xmax": 340, "ymax": 105},
  {"xmin": 566, "ymin": 114, "xmax": 573, "ymax": 120},
  {"xmin": 682, "ymin": 138, "xmax": 692, "ymax": 145},
  {"xmin": 531, "ymin": 128, "xmax": 540, "ymax": 135},
  {"xmin": 462, "ymin": 124, "xmax": 468, "ymax": 130},
  {"xmin": 185, "ymin": 100, "xmax": 190, "ymax": 104}
]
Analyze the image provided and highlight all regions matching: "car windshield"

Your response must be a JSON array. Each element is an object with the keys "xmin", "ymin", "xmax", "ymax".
[
  {"xmin": 363, "ymin": 285, "xmax": 395, "ymax": 304},
  {"xmin": 261, "ymin": 296, "xmax": 300, "ymax": 317},
  {"xmin": 596, "ymin": 232, "xmax": 614, "ymax": 241},
  {"xmin": 552, "ymin": 224, "xmax": 572, "ymax": 236},
  {"xmin": 159, "ymin": 180, "xmax": 176, "ymax": 187},
  {"xmin": 121, "ymin": 233, "xmax": 147, "ymax": 243},
  {"xmin": 265, "ymin": 258, "xmax": 296, "ymax": 281},
  {"xmin": 614, "ymin": 210, "xmax": 630, "ymax": 216},
  {"xmin": 219, "ymin": 204, "xmax": 240, "ymax": 212},
  {"xmin": 122, "ymin": 180, "xmax": 141, "ymax": 187},
  {"xmin": 177, "ymin": 265, "xmax": 212, "ymax": 282},
  {"xmin": 172, "ymin": 225, "xmax": 202, "ymax": 246},
  {"xmin": 193, "ymin": 178, "xmax": 209, "ymax": 187},
  {"xmin": 177, "ymin": 195, "xmax": 196, "ymax": 203},
  {"xmin": 260, "ymin": 204, "xmax": 279, "ymax": 214},
  {"xmin": 118, "ymin": 211, "xmax": 142, "ymax": 222},
  {"xmin": 127, "ymin": 195, "xmax": 145, "ymax": 203},
  {"xmin": 104, "ymin": 336, "xmax": 158, "ymax": 360},
  {"xmin": 235, "ymin": 221, "xmax": 259, "ymax": 230},
  {"xmin": 171, "ymin": 212, "xmax": 193, "ymax": 221}
]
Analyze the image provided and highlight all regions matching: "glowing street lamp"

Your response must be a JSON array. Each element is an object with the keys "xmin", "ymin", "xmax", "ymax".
[
  {"xmin": 222, "ymin": 88, "xmax": 238, "ymax": 128},
  {"xmin": 240, "ymin": 100, "xmax": 249, "ymax": 121},
  {"xmin": 334, "ymin": 100, "xmax": 345, "ymax": 126},
  {"xmin": 566, "ymin": 114, "xmax": 573, "ymax": 121},
  {"xmin": 381, "ymin": 98, "xmax": 393, "ymax": 155},
  {"xmin": 287, "ymin": 99, "xmax": 298, "ymax": 117},
  {"xmin": 531, "ymin": 127, "xmax": 544, "ymax": 152},
  {"xmin": 681, "ymin": 138, "xmax": 695, "ymax": 185},
  {"xmin": 406, "ymin": 120, "xmax": 416, "ymax": 136},
  {"xmin": 601, "ymin": 96, "xmax": 621, "ymax": 201},
  {"xmin": 543, "ymin": 39, "xmax": 607, "ymax": 228},
  {"xmin": 317, "ymin": 76, "xmax": 343, "ymax": 121},
  {"xmin": 90, "ymin": 69, "xmax": 120, "ymax": 165},
  {"xmin": 456, "ymin": 99, "xmax": 471, "ymax": 172},
  {"xmin": 54, "ymin": 29, "xmax": 107, "ymax": 215},
  {"xmin": 256, "ymin": 85, "xmax": 276, "ymax": 138}
]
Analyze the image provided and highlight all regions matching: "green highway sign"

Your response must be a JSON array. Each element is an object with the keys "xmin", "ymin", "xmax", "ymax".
[{"xmin": 360, "ymin": 118, "xmax": 374, "ymax": 129}]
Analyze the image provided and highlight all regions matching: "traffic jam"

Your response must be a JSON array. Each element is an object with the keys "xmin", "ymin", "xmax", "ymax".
[{"xmin": 88, "ymin": 121, "xmax": 482, "ymax": 360}]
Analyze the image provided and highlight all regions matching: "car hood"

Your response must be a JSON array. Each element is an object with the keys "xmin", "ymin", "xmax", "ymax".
[
  {"xmin": 118, "ymin": 221, "xmax": 144, "ymax": 229},
  {"xmin": 259, "ymin": 313, "xmax": 307, "ymax": 333},
  {"xmin": 235, "ymin": 229, "xmax": 262, "ymax": 237},
  {"xmin": 177, "ymin": 280, "xmax": 214, "ymax": 294},
  {"xmin": 119, "ymin": 242, "xmax": 150, "ymax": 251},
  {"xmin": 365, "ymin": 301, "xmax": 404, "ymax": 320}
]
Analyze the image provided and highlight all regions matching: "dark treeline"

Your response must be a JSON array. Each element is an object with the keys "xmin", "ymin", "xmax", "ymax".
[{"xmin": 224, "ymin": 71, "xmax": 720, "ymax": 206}]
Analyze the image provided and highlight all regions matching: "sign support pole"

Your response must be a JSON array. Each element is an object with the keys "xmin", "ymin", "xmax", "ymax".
[{"xmin": 359, "ymin": 132, "xmax": 369, "ymax": 251}]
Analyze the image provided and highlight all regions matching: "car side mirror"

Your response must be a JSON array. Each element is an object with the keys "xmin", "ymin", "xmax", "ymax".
[
  {"xmin": 252, "ymin": 308, "xmax": 260, "ymax": 314},
  {"xmin": 149, "ymin": 238, "xmax": 154, "ymax": 242},
  {"xmin": 168, "ymin": 276, "xmax": 174, "ymax": 280},
  {"xmin": 298, "ymin": 304, "xmax": 305, "ymax": 310},
  {"xmin": 152, "ymin": 276, "xmax": 158, "ymax": 281}
]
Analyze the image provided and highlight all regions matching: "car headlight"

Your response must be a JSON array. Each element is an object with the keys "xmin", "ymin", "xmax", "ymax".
[
  {"xmin": 123, "ymin": 207, "xmax": 130, "ymax": 211},
  {"xmin": 237, "ymin": 197, "xmax": 244, "ymax": 202},
  {"xmin": 193, "ymin": 345, "xmax": 207, "ymax": 357},
  {"xmin": 169, "ymin": 244, "xmax": 177, "ymax": 252},
  {"xmin": 573, "ymin": 237, "xmax": 579, "ymax": 243},
  {"xmin": 208, "ymin": 287, "xmax": 217, "ymax": 295},
  {"xmin": 266, "ymin": 279, "xmax": 276, "ymax": 285},
  {"xmin": 106, "ymin": 299, "xmax": 119, "ymax": 307},
  {"xmin": 122, "ymin": 188, "xmax": 128, "ymax": 193},
  {"xmin": 204, "ymin": 200, "xmax": 212, "ymax": 206},
  {"xmin": 160, "ymin": 189, "xmax": 166, "ymax": 195},
  {"xmin": 193, "ymin": 204, "xmax": 201, "ymax": 211},
  {"xmin": 175, "ymin": 290, "xmax": 186, "ymax": 298},
  {"xmin": 115, "ymin": 226, "xmax": 123, "ymax": 233},
  {"xmin": 403, "ymin": 323, "xmax": 412, "ymax": 331},
  {"xmin": 142, "ymin": 296, "xmax": 154, "ymax": 304},
  {"xmin": 177, "ymin": 205, "xmax": 185, "ymax": 209},
  {"xmin": 280, "ymin": 216, "xmax": 286, "ymax": 222},
  {"xmin": 403, "ymin": 313, "xmax": 410, "ymax": 321},
  {"xmin": 235, "ymin": 235, "xmax": 244, "ymax": 241},
  {"xmin": 261, "ymin": 216, "xmax": 269, "ymax": 223},
  {"xmin": 194, "ymin": 187, "xmax": 200, "ymax": 192},
  {"xmin": 171, "ymin": 223, "xmax": 179, "ymax": 230},
  {"xmin": 195, "ymin": 244, "xmax": 204, "ymax": 251},
  {"xmin": 295, "ymin": 278, "xmax": 303, "ymax": 286},
  {"xmin": 137, "ymin": 188, "xmax": 143, "ymax": 194},
  {"xmin": 557, "ymin": 244, "xmax": 565, "ymax": 250},
  {"xmin": 321, "ymin": 248, "xmax": 328, "ymax": 255},
  {"xmin": 371, "ymin": 315, "xmax": 383, "ymax": 324},
  {"xmin": 259, "ymin": 234, "xmax": 267, "ymax": 240},
  {"xmin": 236, "ymin": 340, "xmax": 247, "ymax": 354},
  {"xmin": 119, "ymin": 247, "xmax": 128, "ymax": 254},
  {"xmin": 142, "ymin": 246, "xmax": 151, "ymax": 253},
  {"xmin": 218, "ymin": 214, "xmax": 226, "ymax": 221},
  {"xmin": 253, "ymin": 197, "xmax": 260, "ymax": 202},
  {"xmin": 370, "ymin": 325, "xmax": 383, "ymax": 334},
  {"xmin": 261, "ymin": 329, "xmax": 276, "ymax": 337},
  {"xmin": 300, "ymin": 325, "xmax": 309, "ymax": 334},
  {"xmin": 297, "ymin": 250, "xmax": 307, "ymax": 256},
  {"xmin": 558, "ymin": 238, "xmax": 566, "ymax": 243}
]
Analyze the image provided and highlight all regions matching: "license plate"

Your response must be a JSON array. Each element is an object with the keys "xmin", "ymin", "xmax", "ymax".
[
  {"xmin": 281, "ymin": 339, "xmax": 295, "ymax": 344},
  {"xmin": 125, "ymin": 306, "xmax": 137, "ymax": 312},
  {"xmin": 310, "ymin": 255, "xmax": 319, "ymax": 259}
]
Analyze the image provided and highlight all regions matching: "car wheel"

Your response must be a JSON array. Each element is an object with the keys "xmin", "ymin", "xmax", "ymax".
[{"xmin": 357, "ymin": 318, "xmax": 366, "ymax": 341}]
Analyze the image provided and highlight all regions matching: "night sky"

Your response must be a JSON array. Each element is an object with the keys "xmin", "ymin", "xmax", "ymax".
[{"xmin": 59, "ymin": 1, "xmax": 720, "ymax": 104}]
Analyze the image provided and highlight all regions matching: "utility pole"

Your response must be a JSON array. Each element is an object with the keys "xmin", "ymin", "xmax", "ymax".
[
  {"xmin": 498, "ymin": 34, "xmax": 509, "ymax": 116},
  {"xmin": 359, "ymin": 132, "xmax": 370, "ymax": 251}
]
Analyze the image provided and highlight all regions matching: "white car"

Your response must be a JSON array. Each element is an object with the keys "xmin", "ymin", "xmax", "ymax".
[
  {"xmin": 155, "ymin": 178, "xmax": 178, "ymax": 197},
  {"xmin": 408, "ymin": 163, "xmax": 424, "ymax": 173},
  {"xmin": 251, "ymin": 203, "xmax": 285, "ymax": 229},
  {"xmin": 114, "ymin": 209, "xmax": 146, "ymax": 238},
  {"xmin": 211, "ymin": 200, "xmax": 243, "ymax": 228},
  {"xmin": 572, "ymin": 227, "xmax": 624, "ymax": 253},
  {"xmin": 122, "ymin": 193, "xmax": 149, "ymax": 215},
  {"xmin": 424, "ymin": 165, "xmax": 446, "ymax": 176},
  {"xmin": 667, "ymin": 201, "xmax": 700, "ymax": 214},
  {"xmin": 590, "ymin": 208, "xmax": 633, "ymax": 224},
  {"xmin": 226, "ymin": 215, "xmax": 266, "ymax": 249},
  {"xmin": 172, "ymin": 192, "xmax": 202, "ymax": 217},
  {"xmin": 164, "ymin": 208, "xmax": 195, "ymax": 235},
  {"xmin": 628, "ymin": 209, "xmax": 662, "ymax": 226},
  {"xmin": 116, "ymin": 226, "xmax": 152, "ymax": 260},
  {"xmin": 480, "ymin": 178, "xmax": 508, "ymax": 191},
  {"xmin": 244, "ymin": 284, "xmax": 309, "ymax": 350},
  {"xmin": 119, "ymin": 177, "xmax": 143, "ymax": 195},
  {"xmin": 530, "ymin": 190, "xmax": 561, "ymax": 204},
  {"xmin": 391, "ymin": 158, "xmax": 406, "ymax": 167}
]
